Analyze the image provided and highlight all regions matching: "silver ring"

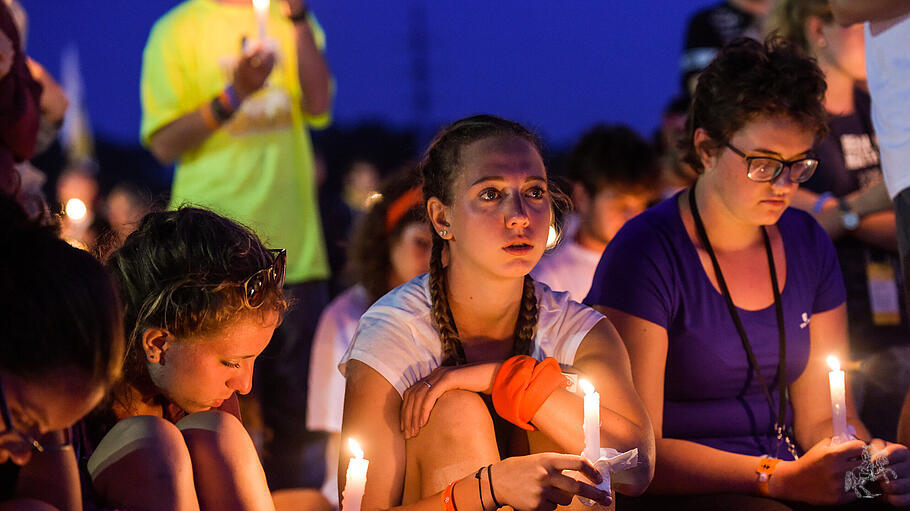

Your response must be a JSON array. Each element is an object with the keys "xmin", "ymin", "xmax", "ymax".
[{"xmin": 423, "ymin": 381, "xmax": 432, "ymax": 389}]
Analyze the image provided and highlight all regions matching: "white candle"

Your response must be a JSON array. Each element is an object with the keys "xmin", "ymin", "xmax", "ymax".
[
  {"xmin": 827, "ymin": 355, "xmax": 849, "ymax": 444},
  {"xmin": 252, "ymin": 0, "xmax": 269, "ymax": 42},
  {"xmin": 581, "ymin": 379, "xmax": 600, "ymax": 462},
  {"xmin": 342, "ymin": 438, "xmax": 369, "ymax": 511}
]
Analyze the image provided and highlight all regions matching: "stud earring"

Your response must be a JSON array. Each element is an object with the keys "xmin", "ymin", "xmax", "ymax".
[{"xmin": 439, "ymin": 230, "xmax": 448, "ymax": 238}]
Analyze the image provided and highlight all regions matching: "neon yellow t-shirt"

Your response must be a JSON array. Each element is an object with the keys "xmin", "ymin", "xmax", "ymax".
[{"xmin": 140, "ymin": 0, "xmax": 330, "ymax": 284}]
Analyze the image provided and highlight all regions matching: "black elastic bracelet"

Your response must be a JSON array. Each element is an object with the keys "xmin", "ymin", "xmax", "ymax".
[
  {"xmin": 486, "ymin": 464, "xmax": 501, "ymax": 509},
  {"xmin": 474, "ymin": 467, "xmax": 485, "ymax": 511},
  {"xmin": 210, "ymin": 95, "xmax": 232, "ymax": 123},
  {"xmin": 288, "ymin": 5, "xmax": 309, "ymax": 23}
]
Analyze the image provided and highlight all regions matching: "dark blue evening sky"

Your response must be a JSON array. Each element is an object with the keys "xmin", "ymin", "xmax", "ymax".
[{"xmin": 24, "ymin": 1, "xmax": 716, "ymax": 148}]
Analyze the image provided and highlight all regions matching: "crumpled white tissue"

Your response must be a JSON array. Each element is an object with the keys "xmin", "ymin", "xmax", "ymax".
[{"xmin": 580, "ymin": 447, "xmax": 639, "ymax": 506}]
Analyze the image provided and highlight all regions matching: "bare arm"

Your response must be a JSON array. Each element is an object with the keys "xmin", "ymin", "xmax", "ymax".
[
  {"xmin": 531, "ymin": 318, "xmax": 655, "ymax": 495},
  {"xmin": 829, "ymin": 0, "xmax": 910, "ymax": 25},
  {"xmin": 286, "ymin": 0, "xmax": 331, "ymax": 117},
  {"xmin": 340, "ymin": 360, "xmax": 412, "ymax": 511},
  {"xmin": 598, "ymin": 305, "xmax": 866, "ymax": 505},
  {"xmin": 14, "ymin": 430, "xmax": 81, "ymax": 511},
  {"xmin": 146, "ymin": 46, "xmax": 275, "ymax": 165},
  {"xmin": 791, "ymin": 184, "xmax": 897, "ymax": 251}
]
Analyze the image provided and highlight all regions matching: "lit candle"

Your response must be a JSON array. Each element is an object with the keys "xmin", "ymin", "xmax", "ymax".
[
  {"xmin": 581, "ymin": 379, "xmax": 600, "ymax": 462},
  {"xmin": 342, "ymin": 438, "xmax": 369, "ymax": 511},
  {"xmin": 827, "ymin": 355, "xmax": 849, "ymax": 444},
  {"xmin": 252, "ymin": 0, "xmax": 269, "ymax": 42}
]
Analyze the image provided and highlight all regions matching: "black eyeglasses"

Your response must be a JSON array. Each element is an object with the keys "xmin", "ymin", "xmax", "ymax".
[
  {"xmin": 242, "ymin": 248, "xmax": 286, "ymax": 309},
  {"xmin": 0, "ymin": 377, "xmax": 43, "ymax": 454},
  {"xmin": 725, "ymin": 142, "xmax": 819, "ymax": 184}
]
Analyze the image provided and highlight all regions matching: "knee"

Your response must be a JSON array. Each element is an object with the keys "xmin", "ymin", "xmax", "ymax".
[
  {"xmin": 88, "ymin": 416, "xmax": 192, "ymax": 494},
  {"xmin": 177, "ymin": 410, "xmax": 256, "ymax": 459},
  {"xmin": 421, "ymin": 390, "xmax": 494, "ymax": 444}
]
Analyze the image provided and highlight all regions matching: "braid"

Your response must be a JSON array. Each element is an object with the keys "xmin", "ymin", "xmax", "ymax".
[
  {"xmin": 429, "ymin": 235, "xmax": 466, "ymax": 365},
  {"xmin": 511, "ymin": 274, "xmax": 538, "ymax": 357}
]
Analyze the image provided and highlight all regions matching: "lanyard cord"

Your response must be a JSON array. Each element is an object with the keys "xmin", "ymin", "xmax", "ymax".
[{"xmin": 688, "ymin": 182, "xmax": 788, "ymax": 435}]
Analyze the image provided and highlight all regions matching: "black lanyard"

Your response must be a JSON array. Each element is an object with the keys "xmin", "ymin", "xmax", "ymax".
[{"xmin": 688, "ymin": 182, "xmax": 791, "ymax": 453}]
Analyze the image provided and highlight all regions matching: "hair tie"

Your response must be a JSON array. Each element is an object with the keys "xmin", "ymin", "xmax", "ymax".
[
  {"xmin": 384, "ymin": 186, "xmax": 423, "ymax": 234},
  {"xmin": 492, "ymin": 356, "xmax": 566, "ymax": 431}
]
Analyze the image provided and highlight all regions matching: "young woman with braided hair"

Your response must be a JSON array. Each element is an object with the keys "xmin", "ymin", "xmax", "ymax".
[{"xmin": 340, "ymin": 115, "xmax": 654, "ymax": 511}]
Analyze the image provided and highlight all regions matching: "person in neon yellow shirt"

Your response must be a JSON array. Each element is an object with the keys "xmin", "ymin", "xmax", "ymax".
[{"xmin": 140, "ymin": 0, "xmax": 333, "ymax": 490}]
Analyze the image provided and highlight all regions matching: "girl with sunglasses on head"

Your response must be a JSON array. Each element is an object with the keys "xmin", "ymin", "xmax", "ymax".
[
  {"xmin": 75, "ymin": 207, "xmax": 287, "ymax": 510},
  {"xmin": 339, "ymin": 115, "xmax": 654, "ymax": 511},
  {"xmin": 586, "ymin": 37, "xmax": 910, "ymax": 510},
  {"xmin": 0, "ymin": 194, "xmax": 124, "ymax": 510}
]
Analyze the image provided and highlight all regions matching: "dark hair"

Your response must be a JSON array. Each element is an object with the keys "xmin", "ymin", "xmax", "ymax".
[
  {"xmin": 682, "ymin": 37, "xmax": 828, "ymax": 172},
  {"xmin": 105, "ymin": 207, "xmax": 287, "ymax": 395},
  {"xmin": 346, "ymin": 167, "xmax": 426, "ymax": 303},
  {"xmin": 420, "ymin": 115, "xmax": 556, "ymax": 366},
  {"xmin": 770, "ymin": 0, "xmax": 834, "ymax": 55},
  {"xmin": 0, "ymin": 194, "xmax": 124, "ymax": 388},
  {"xmin": 566, "ymin": 124, "xmax": 661, "ymax": 197}
]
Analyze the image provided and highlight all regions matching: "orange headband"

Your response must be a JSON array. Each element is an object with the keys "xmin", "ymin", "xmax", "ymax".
[{"xmin": 384, "ymin": 186, "xmax": 423, "ymax": 234}]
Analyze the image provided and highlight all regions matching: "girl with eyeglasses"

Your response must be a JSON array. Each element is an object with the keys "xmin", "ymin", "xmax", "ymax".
[
  {"xmin": 75, "ymin": 207, "xmax": 287, "ymax": 510},
  {"xmin": 0, "ymin": 194, "xmax": 124, "ymax": 509},
  {"xmin": 586, "ymin": 37, "xmax": 910, "ymax": 509},
  {"xmin": 339, "ymin": 115, "xmax": 654, "ymax": 511}
]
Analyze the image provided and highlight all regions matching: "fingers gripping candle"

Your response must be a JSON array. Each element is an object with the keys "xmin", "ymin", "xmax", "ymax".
[
  {"xmin": 827, "ymin": 355, "xmax": 849, "ymax": 444},
  {"xmin": 342, "ymin": 438, "xmax": 369, "ymax": 511},
  {"xmin": 581, "ymin": 379, "xmax": 601, "ymax": 462}
]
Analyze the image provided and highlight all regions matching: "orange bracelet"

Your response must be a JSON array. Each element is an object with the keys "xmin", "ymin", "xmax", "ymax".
[
  {"xmin": 756, "ymin": 456, "xmax": 780, "ymax": 497},
  {"xmin": 492, "ymin": 356, "xmax": 567, "ymax": 431},
  {"xmin": 199, "ymin": 101, "xmax": 220, "ymax": 130},
  {"xmin": 441, "ymin": 480, "xmax": 457, "ymax": 511}
]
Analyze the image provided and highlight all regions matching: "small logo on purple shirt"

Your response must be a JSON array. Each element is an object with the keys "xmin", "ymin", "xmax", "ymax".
[{"xmin": 800, "ymin": 313, "xmax": 810, "ymax": 329}]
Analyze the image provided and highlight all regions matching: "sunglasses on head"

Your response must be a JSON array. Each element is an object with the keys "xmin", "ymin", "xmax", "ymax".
[{"xmin": 242, "ymin": 248, "xmax": 286, "ymax": 309}]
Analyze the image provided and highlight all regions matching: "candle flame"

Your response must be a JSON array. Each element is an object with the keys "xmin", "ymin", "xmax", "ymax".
[
  {"xmin": 580, "ymin": 379, "xmax": 595, "ymax": 395},
  {"xmin": 827, "ymin": 355, "xmax": 840, "ymax": 372},
  {"xmin": 252, "ymin": 0, "xmax": 269, "ymax": 12},
  {"xmin": 65, "ymin": 198, "xmax": 88, "ymax": 221},
  {"xmin": 348, "ymin": 438, "xmax": 364, "ymax": 459}
]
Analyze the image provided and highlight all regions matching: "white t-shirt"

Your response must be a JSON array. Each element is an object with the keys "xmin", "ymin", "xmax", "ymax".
[
  {"xmin": 865, "ymin": 15, "xmax": 910, "ymax": 198},
  {"xmin": 339, "ymin": 273, "xmax": 605, "ymax": 397},
  {"xmin": 306, "ymin": 284, "xmax": 371, "ymax": 432},
  {"xmin": 531, "ymin": 237, "xmax": 604, "ymax": 303}
]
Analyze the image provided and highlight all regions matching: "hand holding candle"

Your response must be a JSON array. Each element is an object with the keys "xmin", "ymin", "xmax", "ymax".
[
  {"xmin": 827, "ymin": 355, "xmax": 850, "ymax": 445},
  {"xmin": 252, "ymin": 0, "xmax": 269, "ymax": 42},
  {"xmin": 581, "ymin": 379, "xmax": 601, "ymax": 462},
  {"xmin": 342, "ymin": 438, "xmax": 369, "ymax": 511}
]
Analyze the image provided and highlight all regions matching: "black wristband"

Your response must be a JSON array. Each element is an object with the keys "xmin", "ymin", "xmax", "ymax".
[
  {"xmin": 210, "ymin": 95, "xmax": 233, "ymax": 124},
  {"xmin": 474, "ymin": 467, "xmax": 485, "ymax": 511},
  {"xmin": 288, "ymin": 5, "xmax": 309, "ymax": 23}
]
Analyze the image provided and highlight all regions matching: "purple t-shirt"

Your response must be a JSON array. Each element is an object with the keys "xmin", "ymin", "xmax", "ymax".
[{"xmin": 585, "ymin": 193, "xmax": 846, "ymax": 459}]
